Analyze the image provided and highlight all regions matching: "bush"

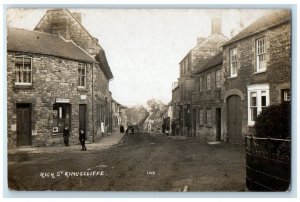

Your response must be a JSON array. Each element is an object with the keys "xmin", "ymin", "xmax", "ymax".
[{"xmin": 254, "ymin": 102, "xmax": 291, "ymax": 139}]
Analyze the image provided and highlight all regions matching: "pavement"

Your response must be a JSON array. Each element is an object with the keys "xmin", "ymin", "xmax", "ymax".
[{"xmin": 8, "ymin": 132, "xmax": 126, "ymax": 155}]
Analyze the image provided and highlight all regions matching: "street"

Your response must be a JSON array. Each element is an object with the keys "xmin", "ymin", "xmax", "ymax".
[{"xmin": 8, "ymin": 132, "xmax": 246, "ymax": 191}]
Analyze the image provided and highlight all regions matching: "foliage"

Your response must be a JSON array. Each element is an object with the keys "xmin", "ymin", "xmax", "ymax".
[
  {"xmin": 125, "ymin": 105, "xmax": 148, "ymax": 125},
  {"xmin": 146, "ymin": 99, "xmax": 165, "ymax": 112},
  {"xmin": 254, "ymin": 102, "xmax": 291, "ymax": 139}
]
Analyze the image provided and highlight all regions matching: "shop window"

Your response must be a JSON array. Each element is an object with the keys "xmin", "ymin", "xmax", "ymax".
[{"xmin": 53, "ymin": 104, "xmax": 71, "ymax": 133}]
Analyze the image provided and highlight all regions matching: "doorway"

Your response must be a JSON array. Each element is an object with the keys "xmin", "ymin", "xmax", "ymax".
[
  {"xmin": 227, "ymin": 95, "xmax": 243, "ymax": 144},
  {"xmin": 16, "ymin": 103, "xmax": 32, "ymax": 146},
  {"xmin": 216, "ymin": 108, "xmax": 221, "ymax": 141},
  {"xmin": 79, "ymin": 104, "xmax": 87, "ymax": 132}
]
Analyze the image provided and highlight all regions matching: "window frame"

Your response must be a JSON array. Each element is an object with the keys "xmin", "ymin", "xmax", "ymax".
[
  {"xmin": 206, "ymin": 108, "xmax": 212, "ymax": 127},
  {"xmin": 247, "ymin": 84, "xmax": 270, "ymax": 126},
  {"xmin": 215, "ymin": 70, "xmax": 222, "ymax": 88},
  {"xmin": 199, "ymin": 108, "xmax": 204, "ymax": 126},
  {"xmin": 199, "ymin": 76, "xmax": 203, "ymax": 92},
  {"xmin": 255, "ymin": 37, "xmax": 267, "ymax": 73},
  {"xmin": 78, "ymin": 63, "xmax": 87, "ymax": 87},
  {"xmin": 15, "ymin": 55, "xmax": 33, "ymax": 86},
  {"xmin": 229, "ymin": 48, "xmax": 238, "ymax": 78},
  {"xmin": 206, "ymin": 73, "xmax": 211, "ymax": 91}
]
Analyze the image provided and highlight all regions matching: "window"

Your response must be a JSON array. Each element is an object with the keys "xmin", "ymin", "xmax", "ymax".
[
  {"xmin": 78, "ymin": 63, "xmax": 86, "ymax": 87},
  {"xmin": 199, "ymin": 77, "xmax": 203, "ymax": 92},
  {"xmin": 282, "ymin": 89, "xmax": 291, "ymax": 102},
  {"xmin": 230, "ymin": 48, "xmax": 237, "ymax": 77},
  {"xmin": 256, "ymin": 37, "xmax": 266, "ymax": 72},
  {"xmin": 247, "ymin": 84, "xmax": 270, "ymax": 126},
  {"xmin": 53, "ymin": 104, "xmax": 71, "ymax": 133},
  {"xmin": 206, "ymin": 73, "xmax": 211, "ymax": 91},
  {"xmin": 15, "ymin": 56, "xmax": 32, "ymax": 85},
  {"xmin": 206, "ymin": 108, "xmax": 212, "ymax": 127},
  {"xmin": 216, "ymin": 70, "xmax": 221, "ymax": 88},
  {"xmin": 199, "ymin": 109, "xmax": 204, "ymax": 125}
]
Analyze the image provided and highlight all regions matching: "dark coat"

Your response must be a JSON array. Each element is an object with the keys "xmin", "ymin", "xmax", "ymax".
[
  {"xmin": 79, "ymin": 130, "xmax": 86, "ymax": 142},
  {"xmin": 63, "ymin": 128, "xmax": 70, "ymax": 138}
]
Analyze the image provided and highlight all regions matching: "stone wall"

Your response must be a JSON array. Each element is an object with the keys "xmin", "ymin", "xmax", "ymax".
[{"xmin": 222, "ymin": 21, "xmax": 291, "ymax": 138}]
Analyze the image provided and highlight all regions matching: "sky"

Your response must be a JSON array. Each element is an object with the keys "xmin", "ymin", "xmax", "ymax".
[{"xmin": 6, "ymin": 8, "xmax": 271, "ymax": 107}]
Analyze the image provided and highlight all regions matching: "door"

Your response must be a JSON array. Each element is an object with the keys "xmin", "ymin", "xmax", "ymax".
[
  {"xmin": 192, "ymin": 108, "xmax": 197, "ymax": 137},
  {"xmin": 79, "ymin": 104, "xmax": 87, "ymax": 132},
  {"xmin": 16, "ymin": 104, "xmax": 31, "ymax": 146},
  {"xmin": 227, "ymin": 95, "xmax": 243, "ymax": 144},
  {"xmin": 216, "ymin": 108, "xmax": 221, "ymax": 141}
]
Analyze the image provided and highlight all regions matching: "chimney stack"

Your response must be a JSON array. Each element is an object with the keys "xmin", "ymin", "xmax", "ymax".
[
  {"xmin": 211, "ymin": 17, "xmax": 222, "ymax": 35},
  {"xmin": 72, "ymin": 12, "xmax": 82, "ymax": 23}
]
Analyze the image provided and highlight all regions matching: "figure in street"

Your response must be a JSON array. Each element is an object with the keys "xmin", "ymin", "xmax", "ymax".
[
  {"xmin": 63, "ymin": 125, "xmax": 70, "ymax": 146},
  {"xmin": 120, "ymin": 125, "xmax": 124, "ymax": 133},
  {"xmin": 79, "ymin": 128, "xmax": 87, "ymax": 151}
]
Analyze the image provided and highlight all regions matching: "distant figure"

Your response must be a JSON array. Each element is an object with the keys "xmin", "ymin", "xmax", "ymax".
[
  {"xmin": 120, "ymin": 125, "xmax": 124, "ymax": 133},
  {"xmin": 63, "ymin": 125, "xmax": 70, "ymax": 146},
  {"xmin": 101, "ymin": 122, "xmax": 105, "ymax": 137},
  {"xmin": 171, "ymin": 120, "xmax": 176, "ymax": 136},
  {"xmin": 79, "ymin": 129, "xmax": 87, "ymax": 151}
]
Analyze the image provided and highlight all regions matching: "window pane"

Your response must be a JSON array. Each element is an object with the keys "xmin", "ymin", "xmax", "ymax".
[
  {"xmin": 251, "ymin": 92, "xmax": 257, "ymax": 106},
  {"xmin": 251, "ymin": 107, "xmax": 257, "ymax": 121}
]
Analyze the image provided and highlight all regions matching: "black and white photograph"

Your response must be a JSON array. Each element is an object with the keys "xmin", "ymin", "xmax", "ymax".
[{"xmin": 4, "ymin": 4, "xmax": 294, "ymax": 195}]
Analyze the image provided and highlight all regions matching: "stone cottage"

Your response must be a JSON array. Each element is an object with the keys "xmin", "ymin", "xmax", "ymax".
[
  {"xmin": 34, "ymin": 9, "xmax": 114, "ymax": 139},
  {"xmin": 7, "ymin": 9, "xmax": 116, "ymax": 147},
  {"xmin": 7, "ymin": 28, "xmax": 97, "ymax": 147},
  {"xmin": 173, "ymin": 17, "xmax": 228, "ymax": 136},
  {"xmin": 191, "ymin": 52, "xmax": 223, "ymax": 141},
  {"xmin": 221, "ymin": 10, "xmax": 291, "ymax": 144}
]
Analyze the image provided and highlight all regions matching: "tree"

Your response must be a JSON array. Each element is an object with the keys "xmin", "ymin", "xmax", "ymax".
[{"xmin": 146, "ymin": 99, "xmax": 165, "ymax": 112}]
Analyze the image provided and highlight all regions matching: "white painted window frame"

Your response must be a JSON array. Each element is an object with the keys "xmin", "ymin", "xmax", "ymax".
[
  {"xmin": 256, "ymin": 37, "xmax": 267, "ymax": 73},
  {"xmin": 247, "ymin": 83, "xmax": 270, "ymax": 126},
  {"xmin": 229, "ymin": 48, "xmax": 237, "ymax": 78},
  {"xmin": 15, "ymin": 56, "xmax": 32, "ymax": 85},
  {"xmin": 78, "ymin": 63, "xmax": 87, "ymax": 87}
]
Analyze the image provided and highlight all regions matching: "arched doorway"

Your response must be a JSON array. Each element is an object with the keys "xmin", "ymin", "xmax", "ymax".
[{"xmin": 227, "ymin": 95, "xmax": 243, "ymax": 144}]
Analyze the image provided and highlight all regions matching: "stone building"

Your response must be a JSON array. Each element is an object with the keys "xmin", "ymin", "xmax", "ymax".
[
  {"xmin": 7, "ymin": 9, "xmax": 116, "ymax": 147},
  {"xmin": 34, "ymin": 9, "xmax": 114, "ymax": 139},
  {"xmin": 174, "ymin": 17, "xmax": 228, "ymax": 136},
  {"xmin": 7, "ymin": 28, "xmax": 97, "ymax": 147},
  {"xmin": 221, "ymin": 10, "xmax": 291, "ymax": 144},
  {"xmin": 191, "ymin": 52, "xmax": 223, "ymax": 141}
]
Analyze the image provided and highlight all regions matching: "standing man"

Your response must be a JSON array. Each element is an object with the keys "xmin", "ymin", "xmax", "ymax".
[
  {"xmin": 63, "ymin": 125, "xmax": 70, "ymax": 146},
  {"xmin": 79, "ymin": 129, "xmax": 87, "ymax": 151}
]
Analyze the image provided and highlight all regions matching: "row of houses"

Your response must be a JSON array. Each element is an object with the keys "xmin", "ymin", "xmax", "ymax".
[
  {"xmin": 7, "ymin": 9, "xmax": 127, "ymax": 147},
  {"xmin": 170, "ymin": 10, "xmax": 291, "ymax": 144}
]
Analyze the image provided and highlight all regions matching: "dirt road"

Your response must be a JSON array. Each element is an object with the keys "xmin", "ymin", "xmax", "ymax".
[{"xmin": 8, "ymin": 132, "xmax": 246, "ymax": 191}]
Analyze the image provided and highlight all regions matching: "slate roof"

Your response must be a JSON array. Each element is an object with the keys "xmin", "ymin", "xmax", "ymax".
[
  {"xmin": 7, "ymin": 28, "xmax": 96, "ymax": 63},
  {"xmin": 223, "ymin": 10, "xmax": 291, "ymax": 46},
  {"xmin": 193, "ymin": 52, "xmax": 223, "ymax": 75}
]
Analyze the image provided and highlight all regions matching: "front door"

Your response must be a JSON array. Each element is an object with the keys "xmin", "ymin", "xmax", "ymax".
[
  {"xmin": 227, "ymin": 95, "xmax": 243, "ymax": 144},
  {"xmin": 79, "ymin": 104, "xmax": 87, "ymax": 132},
  {"xmin": 216, "ymin": 108, "xmax": 221, "ymax": 141},
  {"xmin": 16, "ymin": 103, "xmax": 31, "ymax": 146}
]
